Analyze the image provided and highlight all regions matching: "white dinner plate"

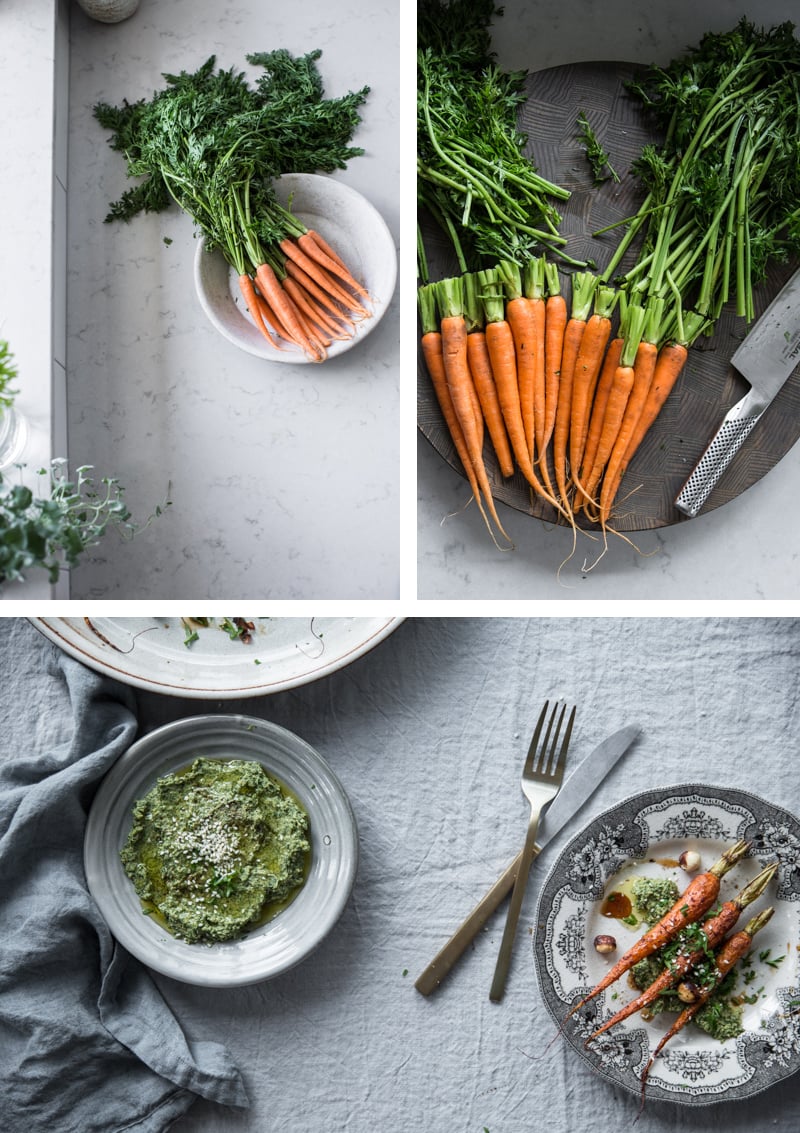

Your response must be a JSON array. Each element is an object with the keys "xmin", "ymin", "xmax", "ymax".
[
  {"xmin": 32, "ymin": 616, "xmax": 403, "ymax": 698},
  {"xmin": 534, "ymin": 783, "xmax": 800, "ymax": 1106},
  {"xmin": 84, "ymin": 714, "xmax": 358, "ymax": 987}
]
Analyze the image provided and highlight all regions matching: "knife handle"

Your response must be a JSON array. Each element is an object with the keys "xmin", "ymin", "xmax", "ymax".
[
  {"xmin": 414, "ymin": 843, "xmax": 541, "ymax": 996},
  {"xmin": 674, "ymin": 406, "xmax": 763, "ymax": 518}
]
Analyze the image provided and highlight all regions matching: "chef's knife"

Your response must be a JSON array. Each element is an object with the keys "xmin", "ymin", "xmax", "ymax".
[
  {"xmin": 414, "ymin": 722, "xmax": 641, "ymax": 996},
  {"xmin": 675, "ymin": 266, "xmax": 800, "ymax": 517}
]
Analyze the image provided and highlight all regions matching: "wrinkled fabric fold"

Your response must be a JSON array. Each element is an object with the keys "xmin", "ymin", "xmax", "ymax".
[{"xmin": 0, "ymin": 649, "xmax": 248, "ymax": 1133}]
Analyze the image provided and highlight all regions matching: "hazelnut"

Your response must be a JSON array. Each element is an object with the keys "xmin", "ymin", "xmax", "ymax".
[
  {"xmin": 677, "ymin": 980, "xmax": 702, "ymax": 1004},
  {"xmin": 593, "ymin": 934, "xmax": 617, "ymax": 954},
  {"xmin": 679, "ymin": 849, "xmax": 701, "ymax": 873}
]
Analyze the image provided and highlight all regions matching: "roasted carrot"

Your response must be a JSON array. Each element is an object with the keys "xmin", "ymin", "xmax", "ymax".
[
  {"xmin": 638, "ymin": 906, "xmax": 775, "ymax": 1108},
  {"xmin": 568, "ymin": 285, "xmax": 617, "ymax": 496},
  {"xmin": 585, "ymin": 861, "xmax": 777, "ymax": 1044},
  {"xmin": 565, "ymin": 839, "xmax": 751, "ymax": 1021},
  {"xmin": 419, "ymin": 284, "xmax": 512, "ymax": 549},
  {"xmin": 463, "ymin": 272, "xmax": 514, "ymax": 478},
  {"xmin": 479, "ymin": 268, "xmax": 570, "ymax": 522},
  {"xmin": 551, "ymin": 271, "xmax": 597, "ymax": 510},
  {"xmin": 497, "ymin": 260, "xmax": 538, "ymax": 464}
]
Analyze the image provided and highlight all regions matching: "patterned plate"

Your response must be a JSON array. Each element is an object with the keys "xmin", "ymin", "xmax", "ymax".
[{"xmin": 533, "ymin": 784, "xmax": 800, "ymax": 1105}]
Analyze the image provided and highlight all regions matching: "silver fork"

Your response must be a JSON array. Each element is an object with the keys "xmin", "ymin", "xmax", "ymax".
[{"xmin": 489, "ymin": 699, "xmax": 575, "ymax": 1002}]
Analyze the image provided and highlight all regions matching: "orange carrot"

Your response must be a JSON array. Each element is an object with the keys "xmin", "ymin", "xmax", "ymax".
[
  {"xmin": 282, "ymin": 276, "xmax": 350, "ymax": 344},
  {"xmin": 420, "ymin": 286, "xmax": 511, "ymax": 547},
  {"xmin": 597, "ymin": 296, "xmax": 663, "ymax": 523},
  {"xmin": 638, "ymin": 907, "xmax": 774, "ymax": 1108},
  {"xmin": 254, "ymin": 261, "xmax": 326, "ymax": 360},
  {"xmin": 565, "ymin": 840, "xmax": 750, "ymax": 1021},
  {"xmin": 578, "ymin": 359, "xmax": 636, "ymax": 522},
  {"xmin": 573, "ymin": 335, "xmax": 623, "ymax": 513},
  {"xmin": 296, "ymin": 230, "xmax": 371, "ymax": 303},
  {"xmin": 497, "ymin": 260, "xmax": 538, "ymax": 464},
  {"xmin": 479, "ymin": 269, "xmax": 570, "ymax": 521},
  {"xmin": 586, "ymin": 861, "xmax": 776, "ymax": 1044},
  {"xmin": 568, "ymin": 285, "xmax": 617, "ymax": 491},
  {"xmin": 551, "ymin": 271, "xmax": 597, "ymax": 509},
  {"xmin": 238, "ymin": 273, "xmax": 280, "ymax": 348},
  {"xmin": 431, "ymin": 280, "xmax": 512, "ymax": 547},
  {"xmin": 540, "ymin": 261, "xmax": 567, "ymax": 460},
  {"xmin": 463, "ymin": 273, "xmax": 514, "ymax": 478},
  {"xmin": 279, "ymin": 239, "xmax": 371, "ymax": 319},
  {"xmin": 524, "ymin": 256, "xmax": 548, "ymax": 466},
  {"xmin": 283, "ymin": 258, "xmax": 357, "ymax": 332}
]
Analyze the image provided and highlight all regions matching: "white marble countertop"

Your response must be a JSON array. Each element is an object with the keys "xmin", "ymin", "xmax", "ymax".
[
  {"xmin": 65, "ymin": 0, "xmax": 399, "ymax": 600},
  {"xmin": 417, "ymin": 0, "xmax": 800, "ymax": 602}
]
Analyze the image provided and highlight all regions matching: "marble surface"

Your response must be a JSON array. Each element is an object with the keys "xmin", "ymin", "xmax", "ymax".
[
  {"xmin": 66, "ymin": 0, "xmax": 399, "ymax": 599},
  {"xmin": 417, "ymin": 0, "xmax": 800, "ymax": 602}
]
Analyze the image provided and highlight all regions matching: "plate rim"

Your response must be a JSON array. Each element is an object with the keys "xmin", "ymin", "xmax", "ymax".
[{"xmin": 29, "ymin": 616, "xmax": 404, "ymax": 698}]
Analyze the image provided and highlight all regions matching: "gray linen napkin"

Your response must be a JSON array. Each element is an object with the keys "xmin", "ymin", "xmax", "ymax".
[{"xmin": 0, "ymin": 648, "xmax": 248, "ymax": 1133}]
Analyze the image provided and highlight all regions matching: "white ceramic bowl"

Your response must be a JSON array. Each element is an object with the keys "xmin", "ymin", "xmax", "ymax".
[
  {"xmin": 84, "ymin": 714, "xmax": 358, "ymax": 986},
  {"xmin": 194, "ymin": 173, "xmax": 396, "ymax": 362}
]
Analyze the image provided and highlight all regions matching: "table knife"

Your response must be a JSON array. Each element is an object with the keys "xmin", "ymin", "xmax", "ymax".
[
  {"xmin": 675, "ymin": 266, "xmax": 800, "ymax": 517},
  {"xmin": 414, "ymin": 722, "xmax": 641, "ymax": 996}
]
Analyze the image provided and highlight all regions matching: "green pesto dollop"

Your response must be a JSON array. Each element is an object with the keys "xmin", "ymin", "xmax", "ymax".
[
  {"xmin": 631, "ymin": 876, "xmax": 680, "ymax": 925},
  {"xmin": 694, "ymin": 996, "xmax": 744, "ymax": 1041},
  {"xmin": 120, "ymin": 757, "xmax": 310, "ymax": 944}
]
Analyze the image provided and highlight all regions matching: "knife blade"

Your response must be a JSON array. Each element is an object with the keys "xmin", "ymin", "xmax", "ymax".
[
  {"xmin": 414, "ymin": 722, "xmax": 641, "ymax": 996},
  {"xmin": 675, "ymin": 266, "xmax": 800, "ymax": 517}
]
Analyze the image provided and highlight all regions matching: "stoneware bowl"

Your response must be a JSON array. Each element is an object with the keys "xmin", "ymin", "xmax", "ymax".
[
  {"xmin": 84, "ymin": 714, "xmax": 359, "ymax": 986},
  {"xmin": 194, "ymin": 173, "xmax": 397, "ymax": 362}
]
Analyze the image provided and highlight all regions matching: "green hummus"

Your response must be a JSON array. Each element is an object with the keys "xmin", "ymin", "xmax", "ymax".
[{"xmin": 121, "ymin": 757, "xmax": 310, "ymax": 944}]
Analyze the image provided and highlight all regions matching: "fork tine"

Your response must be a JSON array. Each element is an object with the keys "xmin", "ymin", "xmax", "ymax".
[
  {"xmin": 535, "ymin": 703, "xmax": 559, "ymax": 773},
  {"xmin": 543, "ymin": 702, "xmax": 566, "ymax": 774},
  {"xmin": 525, "ymin": 701, "xmax": 549, "ymax": 773},
  {"xmin": 551, "ymin": 704, "xmax": 575, "ymax": 780}
]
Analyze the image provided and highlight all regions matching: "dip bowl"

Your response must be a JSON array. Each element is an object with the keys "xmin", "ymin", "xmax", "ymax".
[{"xmin": 85, "ymin": 714, "xmax": 358, "ymax": 986}]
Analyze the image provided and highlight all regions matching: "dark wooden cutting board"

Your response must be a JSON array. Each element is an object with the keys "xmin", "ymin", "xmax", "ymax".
[{"xmin": 417, "ymin": 61, "xmax": 800, "ymax": 532}]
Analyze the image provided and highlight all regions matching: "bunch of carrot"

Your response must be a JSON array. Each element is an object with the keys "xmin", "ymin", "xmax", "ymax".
[
  {"xmin": 419, "ymin": 255, "xmax": 691, "ymax": 553},
  {"xmin": 230, "ymin": 192, "xmax": 373, "ymax": 362},
  {"xmin": 560, "ymin": 840, "xmax": 778, "ymax": 1106}
]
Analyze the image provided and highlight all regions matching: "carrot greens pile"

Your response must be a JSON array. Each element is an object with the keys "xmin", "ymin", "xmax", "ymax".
[
  {"xmin": 417, "ymin": 0, "xmax": 574, "ymax": 276},
  {"xmin": 95, "ymin": 51, "xmax": 373, "ymax": 361},
  {"xmin": 419, "ymin": 15, "xmax": 800, "ymax": 558}
]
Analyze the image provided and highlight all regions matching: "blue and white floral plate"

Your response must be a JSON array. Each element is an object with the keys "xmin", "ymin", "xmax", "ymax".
[{"xmin": 534, "ymin": 784, "xmax": 800, "ymax": 1106}]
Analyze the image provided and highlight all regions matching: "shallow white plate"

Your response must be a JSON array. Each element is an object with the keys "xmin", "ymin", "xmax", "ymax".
[
  {"xmin": 194, "ymin": 172, "xmax": 397, "ymax": 362},
  {"xmin": 534, "ymin": 783, "xmax": 800, "ymax": 1106},
  {"xmin": 84, "ymin": 714, "xmax": 358, "ymax": 987},
  {"xmin": 32, "ymin": 616, "xmax": 402, "ymax": 698}
]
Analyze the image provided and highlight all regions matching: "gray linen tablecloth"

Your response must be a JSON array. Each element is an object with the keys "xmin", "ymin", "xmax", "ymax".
[{"xmin": 2, "ymin": 616, "xmax": 799, "ymax": 1132}]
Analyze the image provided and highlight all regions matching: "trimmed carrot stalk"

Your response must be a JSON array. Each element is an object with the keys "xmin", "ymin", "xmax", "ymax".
[
  {"xmin": 497, "ymin": 260, "xmax": 538, "ymax": 464},
  {"xmin": 639, "ymin": 906, "xmax": 775, "ymax": 1107},
  {"xmin": 568, "ymin": 285, "xmax": 617, "ymax": 489},
  {"xmin": 551, "ymin": 270, "xmax": 597, "ymax": 509},
  {"xmin": 565, "ymin": 839, "xmax": 751, "ymax": 1021},
  {"xmin": 419, "ymin": 286, "xmax": 512, "ymax": 549},
  {"xmin": 479, "ymin": 269, "xmax": 571, "ymax": 522},
  {"xmin": 463, "ymin": 273, "xmax": 514, "ymax": 478},
  {"xmin": 585, "ymin": 861, "xmax": 777, "ymax": 1044},
  {"xmin": 437, "ymin": 276, "xmax": 483, "ymax": 450},
  {"xmin": 238, "ymin": 273, "xmax": 280, "ymax": 348}
]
